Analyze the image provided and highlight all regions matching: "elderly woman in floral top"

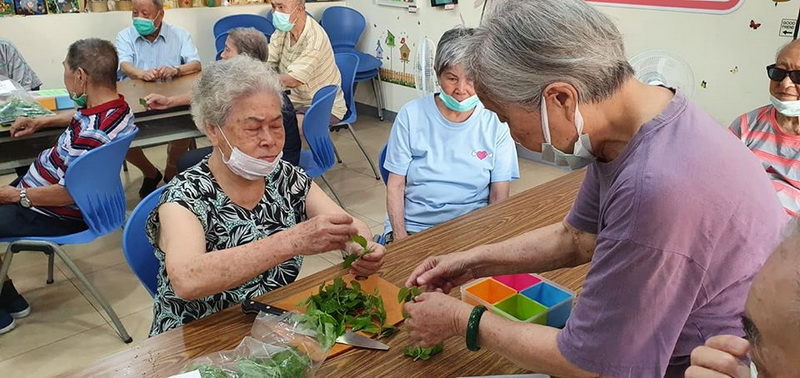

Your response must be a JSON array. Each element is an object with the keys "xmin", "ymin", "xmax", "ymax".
[{"xmin": 146, "ymin": 56, "xmax": 385, "ymax": 335}]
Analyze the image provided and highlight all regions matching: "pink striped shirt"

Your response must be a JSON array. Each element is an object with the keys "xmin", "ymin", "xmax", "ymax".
[{"xmin": 729, "ymin": 105, "xmax": 800, "ymax": 216}]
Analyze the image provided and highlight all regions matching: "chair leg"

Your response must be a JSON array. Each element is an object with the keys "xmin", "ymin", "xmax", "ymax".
[
  {"xmin": 334, "ymin": 144, "xmax": 343, "ymax": 164},
  {"xmin": 54, "ymin": 246, "xmax": 133, "ymax": 343},
  {"xmin": 122, "ymin": 161, "xmax": 129, "ymax": 173},
  {"xmin": 373, "ymin": 76, "xmax": 385, "ymax": 121},
  {"xmin": 320, "ymin": 175, "xmax": 344, "ymax": 208},
  {"xmin": 47, "ymin": 252, "xmax": 54, "ymax": 284},
  {"xmin": 346, "ymin": 125, "xmax": 380, "ymax": 180},
  {"xmin": 0, "ymin": 245, "xmax": 15, "ymax": 297}
]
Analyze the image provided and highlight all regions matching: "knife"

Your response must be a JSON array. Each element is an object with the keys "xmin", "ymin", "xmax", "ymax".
[{"xmin": 241, "ymin": 299, "xmax": 390, "ymax": 351}]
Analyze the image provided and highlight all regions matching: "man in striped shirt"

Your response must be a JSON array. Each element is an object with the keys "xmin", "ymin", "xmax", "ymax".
[
  {"xmin": 268, "ymin": 0, "xmax": 347, "ymax": 132},
  {"xmin": 730, "ymin": 40, "xmax": 800, "ymax": 217},
  {"xmin": 0, "ymin": 39, "xmax": 136, "ymax": 335}
]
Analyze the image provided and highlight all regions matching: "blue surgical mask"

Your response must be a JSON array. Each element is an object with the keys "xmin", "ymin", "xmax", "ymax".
[
  {"xmin": 540, "ymin": 95, "xmax": 595, "ymax": 170},
  {"xmin": 769, "ymin": 95, "xmax": 800, "ymax": 117},
  {"xmin": 439, "ymin": 92, "xmax": 480, "ymax": 113},
  {"xmin": 272, "ymin": 7, "xmax": 297, "ymax": 32},
  {"xmin": 133, "ymin": 17, "xmax": 157, "ymax": 36}
]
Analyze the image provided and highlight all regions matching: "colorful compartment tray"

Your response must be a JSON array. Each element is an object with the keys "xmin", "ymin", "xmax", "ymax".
[{"xmin": 460, "ymin": 274, "xmax": 574, "ymax": 328}]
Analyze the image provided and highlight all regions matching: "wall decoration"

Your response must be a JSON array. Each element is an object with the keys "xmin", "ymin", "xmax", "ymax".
[
  {"xmin": 376, "ymin": 0, "xmax": 416, "ymax": 8},
  {"xmin": 730, "ymin": 66, "xmax": 739, "ymax": 74},
  {"xmin": 379, "ymin": 31, "xmax": 416, "ymax": 88},
  {"xmin": 749, "ymin": 20, "xmax": 762, "ymax": 30},
  {"xmin": 15, "ymin": 0, "xmax": 46, "ymax": 14},
  {"xmin": 700, "ymin": 80, "xmax": 708, "ymax": 89},
  {"xmin": 47, "ymin": 0, "xmax": 78, "ymax": 12},
  {"xmin": 0, "ymin": 0, "xmax": 15, "ymax": 15},
  {"xmin": 375, "ymin": 39, "xmax": 384, "ymax": 60},
  {"xmin": 774, "ymin": 0, "xmax": 791, "ymax": 6},
  {"xmin": 586, "ymin": 0, "xmax": 743, "ymax": 14}
]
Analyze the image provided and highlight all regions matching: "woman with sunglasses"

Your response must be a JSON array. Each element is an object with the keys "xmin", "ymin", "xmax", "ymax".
[{"xmin": 730, "ymin": 39, "xmax": 800, "ymax": 218}]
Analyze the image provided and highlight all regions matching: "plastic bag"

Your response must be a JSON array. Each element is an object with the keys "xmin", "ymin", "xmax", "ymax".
[
  {"xmin": 0, "ymin": 76, "xmax": 54, "ymax": 125},
  {"xmin": 179, "ymin": 312, "xmax": 333, "ymax": 378}
]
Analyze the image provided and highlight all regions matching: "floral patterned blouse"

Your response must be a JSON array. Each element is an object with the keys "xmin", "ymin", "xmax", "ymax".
[{"xmin": 146, "ymin": 158, "xmax": 312, "ymax": 335}]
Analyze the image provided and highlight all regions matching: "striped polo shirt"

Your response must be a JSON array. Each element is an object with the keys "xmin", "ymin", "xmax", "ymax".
[
  {"xmin": 267, "ymin": 17, "xmax": 347, "ymax": 120},
  {"xmin": 17, "ymin": 96, "xmax": 137, "ymax": 220},
  {"xmin": 729, "ymin": 104, "xmax": 800, "ymax": 216}
]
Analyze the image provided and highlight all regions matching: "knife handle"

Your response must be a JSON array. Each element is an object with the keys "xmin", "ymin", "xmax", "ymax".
[{"xmin": 241, "ymin": 299, "xmax": 289, "ymax": 316}]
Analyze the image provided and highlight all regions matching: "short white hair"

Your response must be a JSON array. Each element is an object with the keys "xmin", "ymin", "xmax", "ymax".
[{"xmin": 191, "ymin": 56, "xmax": 285, "ymax": 130}]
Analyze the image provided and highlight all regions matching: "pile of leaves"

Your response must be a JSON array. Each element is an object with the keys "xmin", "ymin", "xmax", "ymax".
[
  {"xmin": 397, "ymin": 286, "xmax": 445, "ymax": 362},
  {"xmin": 0, "ymin": 97, "xmax": 52, "ymax": 125},
  {"xmin": 300, "ymin": 276, "xmax": 395, "ymax": 341},
  {"xmin": 193, "ymin": 347, "xmax": 312, "ymax": 378}
]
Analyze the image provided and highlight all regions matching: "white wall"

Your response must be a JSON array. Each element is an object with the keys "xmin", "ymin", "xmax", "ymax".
[
  {"xmin": 350, "ymin": 0, "xmax": 798, "ymax": 124},
  {"xmin": 0, "ymin": 1, "xmax": 342, "ymax": 89}
]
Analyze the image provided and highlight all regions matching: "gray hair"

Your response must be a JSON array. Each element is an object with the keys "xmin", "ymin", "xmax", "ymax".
[
  {"xmin": 465, "ymin": 0, "xmax": 634, "ymax": 109},
  {"xmin": 66, "ymin": 38, "xmax": 118, "ymax": 89},
  {"xmin": 434, "ymin": 27, "xmax": 475, "ymax": 76},
  {"xmin": 227, "ymin": 27, "xmax": 269, "ymax": 62},
  {"xmin": 191, "ymin": 56, "xmax": 285, "ymax": 130}
]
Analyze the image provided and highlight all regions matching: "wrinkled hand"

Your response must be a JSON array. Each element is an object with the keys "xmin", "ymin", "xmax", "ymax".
[
  {"xmin": 144, "ymin": 93, "xmax": 172, "ymax": 110},
  {"xmin": 346, "ymin": 240, "xmax": 385, "ymax": 277},
  {"xmin": 404, "ymin": 292, "xmax": 471, "ymax": 348},
  {"xmin": 405, "ymin": 250, "xmax": 479, "ymax": 293},
  {"xmin": 0, "ymin": 186, "xmax": 20, "ymax": 205},
  {"xmin": 10, "ymin": 117, "xmax": 40, "ymax": 138},
  {"xmin": 686, "ymin": 335, "xmax": 752, "ymax": 378},
  {"xmin": 290, "ymin": 214, "xmax": 358, "ymax": 256},
  {"xmin": 155, "ymin": 66, "xmax": 179, "ymax": 80},
  {"xmin": 140, "ymin": 69, "xmax": 158, "ymax": 82}
]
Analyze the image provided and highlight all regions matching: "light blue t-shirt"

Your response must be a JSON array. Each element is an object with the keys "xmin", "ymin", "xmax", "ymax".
[
  {"xmin": 383, "ymin": 95, "xmax": 520, "ymax": 234},
  {"xmin": 115, "ymin": 22, "xmax": 201, "ymax": 81}
]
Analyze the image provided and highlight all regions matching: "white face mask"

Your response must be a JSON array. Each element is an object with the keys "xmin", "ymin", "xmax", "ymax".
[
  {"xmin": 769, "ymin": 95, "xmax": 800, "ymax": 117},
  {"xmin": 540, "ymin": 96, "xmax": 595, "ymax": 170},
  {"xmin": 217, "ymin": 127, "xmax": 282, "ymax": 181}
]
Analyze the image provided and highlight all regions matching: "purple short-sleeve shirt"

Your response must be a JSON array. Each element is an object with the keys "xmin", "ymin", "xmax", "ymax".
[{"xmin": 559, "ymin": 93, "xmax": 787, "ymax": 377}]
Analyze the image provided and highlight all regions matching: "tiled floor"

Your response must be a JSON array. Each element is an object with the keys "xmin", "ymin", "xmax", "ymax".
[{"xmin": 0, "ymin": 112, "xmax": 567, "ymax": 378}]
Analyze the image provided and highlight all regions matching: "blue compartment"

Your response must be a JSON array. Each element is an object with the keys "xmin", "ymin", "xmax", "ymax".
[
  {"xmin": 55, "ymin": 95, "xmax": 75, "ymax": 110},
  {"xmin": 520, "ymin": 282, "xmax": 573, "ymax": 328}
]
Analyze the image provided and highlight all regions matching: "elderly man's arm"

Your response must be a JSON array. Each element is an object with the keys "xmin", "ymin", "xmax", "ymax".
[
  {"xmin": 120, "ymin": 62, "xmax": 152, "ymax": 81},
  {"xmin": 158, "ymin": 201, "xmax": 359, "ymax": 300},
  {"xmin": 11, "ymin": 111, "xmax": 75, "ymax": 137},
  {"xmin": 0, "ymin": 185, "xmax": 72, "ymax": 207}
]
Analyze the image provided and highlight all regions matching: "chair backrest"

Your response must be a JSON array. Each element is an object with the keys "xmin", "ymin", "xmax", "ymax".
[
  {"xmin": 321, "ymin": 6, "xmax": 365, "ymax": 51},
  {"xmin": 214, "ymin": 32, "xmax": 228, "ymax": 60},
  {"xmin": 122, "ymin": 186, "xmax": 166, "ymax": 297},
  {"xmin": 302, "ymin": 85, "xmax": 339, "ymax": 174},
  {"xmin": 378, "ymin": 144, "xmax": 389, "ymax": 184},
  {"xmin": 334, "ymin": 52, "xmax": 359, "ymax": 124},
  {"xmin": 213, "ymin": 14, "xmax": 275, "ymax": 39},
  {"xmin": 63, "ymin": 130, "xmax": 138, "ymax": 237}
]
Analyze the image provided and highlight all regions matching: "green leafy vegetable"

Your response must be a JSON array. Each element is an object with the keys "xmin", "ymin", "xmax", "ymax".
[
  {"xmin": 193, "ymin": 348, "xmax": 313, "ymax": 378},
  {"xmin": 301, "ymin": 276, "xmax": 392, "ymax": 340},
  {"xmin": 397, "ymin": 286, "xmax": 423, "ymax": 304},
  {"xmin": 342, "ymin": 234, "xmax": 374, "ymax": 269},
  {"xmin": 195, "ymin": 365, "xmax": 227, "ymax": 378},
  {"xmin": 403, "ymin": 344, "xmax": 444, "ymax": 361},
  {"xmin": 139, "ymin": 98, "xmax": 147, "ymax": 107},
  {"xmin": 0, "ymin": 97, "xmax": 52, "ymax": 125}
]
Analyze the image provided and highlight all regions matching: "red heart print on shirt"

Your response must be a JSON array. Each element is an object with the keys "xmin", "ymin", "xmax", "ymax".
[{"xmin": 476, "ymin": 151, "xmax": 488, "ymax": 160}]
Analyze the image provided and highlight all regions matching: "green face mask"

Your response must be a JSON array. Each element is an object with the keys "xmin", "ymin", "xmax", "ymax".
[{"xmin": 133, "ymin": 17, "xmax": 157, "ymax": 36}]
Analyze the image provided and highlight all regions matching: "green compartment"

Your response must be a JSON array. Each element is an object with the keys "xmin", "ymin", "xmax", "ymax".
[{"xmin": 491, "ymin": 294, "xmax": 548, "ymax": 325}]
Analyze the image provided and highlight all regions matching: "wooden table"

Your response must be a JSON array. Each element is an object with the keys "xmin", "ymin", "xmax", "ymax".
[
  {"xmin": 0, "ymin": 74, "xmax": 203, "ymax": 171},
  {"xmin": 61, "ymin": 170, "xmax": 589, "ymax": 378}
]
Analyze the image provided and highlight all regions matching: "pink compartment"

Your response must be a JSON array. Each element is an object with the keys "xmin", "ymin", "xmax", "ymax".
[{"xmin": 492, "ymin": 274, "xmax": 541, "ymax": 292}]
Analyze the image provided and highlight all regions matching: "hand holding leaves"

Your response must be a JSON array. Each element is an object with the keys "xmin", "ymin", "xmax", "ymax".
[{"xmin": 343, "ymin": 234, "xmax": 374, "ymax": 269}]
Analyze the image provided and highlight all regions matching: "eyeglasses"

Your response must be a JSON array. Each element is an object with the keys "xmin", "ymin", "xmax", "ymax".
[{"xmin": 766, "ymin": 64, "xmax": 800, "ymax": 84}]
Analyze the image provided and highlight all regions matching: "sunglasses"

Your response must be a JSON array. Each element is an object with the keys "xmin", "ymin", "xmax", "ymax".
[{"xmin": 766, "ymin": 64, "xmax": 800, "ymax": 83}]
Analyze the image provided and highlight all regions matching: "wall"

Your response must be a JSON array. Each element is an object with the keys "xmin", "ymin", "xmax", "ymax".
[
  {"xmin": 349, "ymin": 0, "xmax": 799, "ymax": 125},
  {"xmin": 0, "ymin": 1, "xmax": 342, "ymax": 89}
]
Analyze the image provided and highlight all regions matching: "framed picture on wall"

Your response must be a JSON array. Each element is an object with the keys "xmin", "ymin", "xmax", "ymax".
[
  {"xmin": 14, "ymin": 0, "xmax": 46, "ymax": 14},
  {"xmin": 0, "ymin": 0, "xmax": 15, "ymax": 15},
  {"xmin": 430, "ymin": 0, "xmax": 455, "ymax": 6},
  {"xmin": 46, "ymin": 0, "xmax": 79, "ymax": 13},
  {"xmin": 376, "ymin": 0, "xmax": 417, "ymax": 8}
]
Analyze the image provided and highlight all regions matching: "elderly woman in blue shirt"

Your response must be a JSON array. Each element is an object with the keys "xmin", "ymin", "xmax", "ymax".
[{"xmin": 383, "ymin": 27, "xmax": 519, "ymax": 243}]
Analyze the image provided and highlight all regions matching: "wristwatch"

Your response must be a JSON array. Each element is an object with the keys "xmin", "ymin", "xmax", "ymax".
[{"xmin": 19, "ymin": 188, "xmax": 31, "ymax": 208}]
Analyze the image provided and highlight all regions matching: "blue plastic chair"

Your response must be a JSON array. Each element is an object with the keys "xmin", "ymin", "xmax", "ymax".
[
  {"xmin": 321, "ymin": 6, "xmax": 386, "ymax": 121},
  {"xmin": 0, "ymin": 130, "xmax": 139, "ymax": 343},
  {"xmin": 214, "ymin": 32, "xmax": 228, "ymax": 61},
  {"xmin": 332, "ymin": 53, "xmax": 380, "ymax": 180},
  {"xmin": 378, "ymin": 144, "xmax": 389, "ymax": 185},
  {"xmin": 213, "ymin": 14, "xmax": 275, "ymax": 39},
  {"xmin": 122, "ymin": 186, "xmax": 166, "ymax": 298},
  {"xmin": 299, "ymin": 85, "xmax": 343, "ymax": 206}
]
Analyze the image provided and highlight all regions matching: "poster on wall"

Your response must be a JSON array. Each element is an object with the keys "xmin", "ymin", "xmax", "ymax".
[
  {"xmin": 586, "ymin": 0, "xmax": 743, "ymax": 14},
  {"xmin": 376, "ymin": 0, "xmax": 417, "ymax": 8},
  {"xmin": 14, "ymin": 0, "xmax": 47, "ymax": 14},
  {"xmin": 46, "ymin": 0, "xmax": 79, "ymax": 13}
]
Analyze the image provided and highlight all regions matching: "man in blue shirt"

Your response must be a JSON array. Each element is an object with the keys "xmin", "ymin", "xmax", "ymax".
[{"xmin": 115, "ymin": 0, "xmax": 202, "ymax": 197}]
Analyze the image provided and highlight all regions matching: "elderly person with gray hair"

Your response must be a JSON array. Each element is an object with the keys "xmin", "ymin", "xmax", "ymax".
[
  {"xmin": 145, "ymin": 56, "xmax": 385, "ymax": 335},
  {"xmin": 383, "ymin": 27, "xmax": 518, "ymax": 244},
  {"xmin": 402, "ymin": 1, "xmax": 786, "ymax": 377}
]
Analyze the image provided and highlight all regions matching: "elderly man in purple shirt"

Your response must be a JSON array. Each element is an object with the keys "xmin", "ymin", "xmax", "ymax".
[{"xmin": 401, "ymin": 0, "xmax": 787, "ymax": 377}]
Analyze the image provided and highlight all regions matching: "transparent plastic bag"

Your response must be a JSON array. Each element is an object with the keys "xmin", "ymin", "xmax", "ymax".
[
  {"xmin": 179, "ymin": 312, "xmax": 334, "ymax": 378},
  {"xmin": 0, "ymin": 76, "xmax": 54, "ymax": 125}
]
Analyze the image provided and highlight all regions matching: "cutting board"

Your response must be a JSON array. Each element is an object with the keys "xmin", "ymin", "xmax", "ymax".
[{"xmin": 273, "ymin": 273, "xmax": 405, "ymax": 357}]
